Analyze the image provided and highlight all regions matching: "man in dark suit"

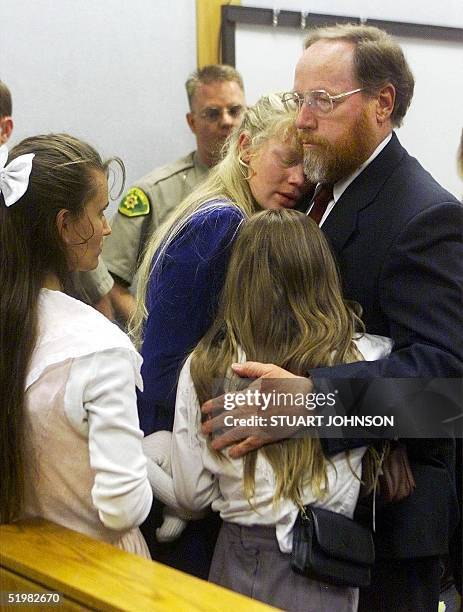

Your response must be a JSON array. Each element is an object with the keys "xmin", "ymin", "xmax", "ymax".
[{"xmin": 203, "ymin": 24, "xmax": 462, "ymax": 611}]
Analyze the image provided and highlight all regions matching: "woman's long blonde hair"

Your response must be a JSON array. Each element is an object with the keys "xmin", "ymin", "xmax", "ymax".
[
  {"xmin": 130, "ymin": 93, "xmax": 300, "ymax": 347},
  {"xmin": 190, "ymin": 209, "xmax": 364, "ymax": 507}
]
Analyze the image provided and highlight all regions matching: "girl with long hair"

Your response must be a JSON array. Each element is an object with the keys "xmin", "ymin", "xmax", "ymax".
[
  {"xmin": 170, "ymin": 209, "xmax": 392, "ymax": 610},
  {"xmin": 0, "ymin": 135, "xmax": 154, "ymax": 555}
]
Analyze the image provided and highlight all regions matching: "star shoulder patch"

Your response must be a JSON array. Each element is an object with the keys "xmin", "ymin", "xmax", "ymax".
[{"xmin": 118, "ymin": 187, "xmax": 150, "ymax": 217}]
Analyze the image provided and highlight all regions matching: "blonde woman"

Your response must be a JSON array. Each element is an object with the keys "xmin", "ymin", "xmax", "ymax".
[
  {"xmin": 171, "ymin": 210, "xmax": 392, "ymax": 611},
  {"xmin": 133, "ymin": 94, "xmax": 309, "ymax": 433}
]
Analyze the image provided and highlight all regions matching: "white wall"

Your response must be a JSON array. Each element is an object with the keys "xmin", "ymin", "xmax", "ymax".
[
  {"xmin": 234, "ymin": 3, "xmax": 463, "ymax": 198},
  {"xmin": 2, "ymin": 0, "xmax": 462, "ymax": 206},
  {"xmin": 1, "ymin": 0, "xmax": 197, "ymax": 215}
]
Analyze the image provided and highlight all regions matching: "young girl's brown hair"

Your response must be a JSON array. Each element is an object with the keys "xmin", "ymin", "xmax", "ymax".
[{"xmin": 190, "ymin": 209, "xmax": 365, "ymax": 506}]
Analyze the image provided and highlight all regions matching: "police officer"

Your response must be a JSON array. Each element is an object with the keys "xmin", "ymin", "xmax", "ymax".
[{"xmin": 86, "ymin": 65, "xmax": 246, "ymax": 322}]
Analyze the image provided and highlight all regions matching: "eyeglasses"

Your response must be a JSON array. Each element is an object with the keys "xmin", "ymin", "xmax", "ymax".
[
  {"xmin": 282, "ymin": 88, "xmax": 365, "ymax": 115},
  {"xmin": 198, "ymin": 105, "xmax": 245, "ymax": 123}
]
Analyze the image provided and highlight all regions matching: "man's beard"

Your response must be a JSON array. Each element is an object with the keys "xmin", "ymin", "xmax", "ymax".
[{"xmin": 302, "ymin": 110, "xmax": 376, "ymax": 184}]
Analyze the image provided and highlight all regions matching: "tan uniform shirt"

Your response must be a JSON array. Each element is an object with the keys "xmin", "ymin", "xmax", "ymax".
[
  {"xmin": 105, "ymin": 151, "xmax": 209, "ymax": 285},
  {"xmin": 77, "ymin": 259, "xmax": 115, "ymax": 304}
]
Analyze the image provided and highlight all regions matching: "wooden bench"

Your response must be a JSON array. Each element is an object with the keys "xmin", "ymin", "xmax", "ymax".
[{"xmin": 1, "ymin": 519, "xmax": 275, "ymax": 611}]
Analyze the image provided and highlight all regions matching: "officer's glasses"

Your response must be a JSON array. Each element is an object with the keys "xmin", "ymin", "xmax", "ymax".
[
  {"xmin": 198, "ymin": 105, "xmax": 245, "ymax": 123},
  {"xmin": 282, "ymin": 88, "xmax": 365, "ymax": 115}
]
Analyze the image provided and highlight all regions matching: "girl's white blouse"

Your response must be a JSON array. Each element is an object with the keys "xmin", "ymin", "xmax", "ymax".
[
  {"xmin": 24, "ymin": 289, "xmax": 152, "ymax": 534},
  {"xmin": 171, "ymin": 333, "xmax": 393, "ymax": 553}
]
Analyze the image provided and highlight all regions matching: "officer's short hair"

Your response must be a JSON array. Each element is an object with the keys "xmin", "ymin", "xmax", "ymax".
[
  {"xmin": 185, "ymin": 65, "xmax": 244, "ymax": 110},
  {"xmin": 0, "ymin": 80, "xmax": 12, "ymax": 118},
  {"xmin": 304, "ymin": 24, "xmax": 414, "ymax": 128}
]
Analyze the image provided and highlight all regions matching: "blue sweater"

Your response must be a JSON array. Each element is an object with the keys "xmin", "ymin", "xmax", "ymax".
[{"xmin": 138, "ymin": 202, "xmax": 244, "ymax": 434}]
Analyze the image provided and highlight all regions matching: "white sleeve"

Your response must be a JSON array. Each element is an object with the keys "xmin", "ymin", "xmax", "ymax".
[
  {"xmin": 354, "ymin": 333, "xmax": 393, "ymax": 360},
  {"xmin": 171, "ymin": 358, "xmax": 220, "ymax": 512},
  {"xmin": 142, "ymin": 431, "xmax": 187, "ymax": 512},
  {"xmin": 65, "ymin": 348, "xmax": 153, "ymax": 530}
]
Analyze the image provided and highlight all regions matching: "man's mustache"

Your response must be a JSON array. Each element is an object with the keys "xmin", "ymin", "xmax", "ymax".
[{"xmin": 298, "ymin": 131, "xmax": 328, "ymax": 147}]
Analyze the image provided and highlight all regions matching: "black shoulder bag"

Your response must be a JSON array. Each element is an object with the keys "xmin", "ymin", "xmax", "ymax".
[{"xmin": 291, "ymin": 505, "xmax": 375, "ymax": 588}]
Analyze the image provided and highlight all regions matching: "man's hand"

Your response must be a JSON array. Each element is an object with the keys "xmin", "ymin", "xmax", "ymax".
[{"xmin": 201, "ymin": 361, "xmax": 314, "ymax": 459}]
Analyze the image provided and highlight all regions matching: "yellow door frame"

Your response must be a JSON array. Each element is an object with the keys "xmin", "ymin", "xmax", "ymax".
[{"xmin": 196, "ymin": 0, "xmax": 241, "ymax": 68}]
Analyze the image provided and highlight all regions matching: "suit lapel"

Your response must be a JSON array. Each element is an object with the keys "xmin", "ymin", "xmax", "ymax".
[{"xmin": 322, "ymin": 133, "xmax": 406, "ymax": 253}]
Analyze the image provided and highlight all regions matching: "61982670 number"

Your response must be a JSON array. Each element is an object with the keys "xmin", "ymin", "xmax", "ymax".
[{"xmin": 1, "ymin": 592, "xmax": 61, "ymax": 605}]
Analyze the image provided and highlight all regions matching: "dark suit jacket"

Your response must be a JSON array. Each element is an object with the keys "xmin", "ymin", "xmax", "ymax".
[{"xmin": 310, "ymin": 133, "xmax": 463, "ymax": 558}]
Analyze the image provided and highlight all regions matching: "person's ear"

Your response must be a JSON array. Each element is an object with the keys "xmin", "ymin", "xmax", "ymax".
[
  {"xmin": 238, "ymin": 132, "xmax": 251, "ymax": 163},
  {"xmin": 0, "ymin": 116, "xmax": 13, "ymax": 144},
  {"xmin": 375, "ymin": 84, "xmax": 395, "ymax": 125},
  {"xmin": 186, "ymin": 112, "xmax": 196, "ymax": 134},
  {"xmin": 55, "ymin": 208, "xmax": 74, "ymax": 244}
]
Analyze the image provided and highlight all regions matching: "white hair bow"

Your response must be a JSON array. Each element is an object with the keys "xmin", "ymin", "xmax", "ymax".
[{"xmin": 0, "ymin": 144, "xmax": 35, "ymax": 207}]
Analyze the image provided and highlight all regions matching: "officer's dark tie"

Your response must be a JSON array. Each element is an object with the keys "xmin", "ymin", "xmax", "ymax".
[{"xmin": 308, "ymin": 184, "xmax": 334, "ymax": 225}]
